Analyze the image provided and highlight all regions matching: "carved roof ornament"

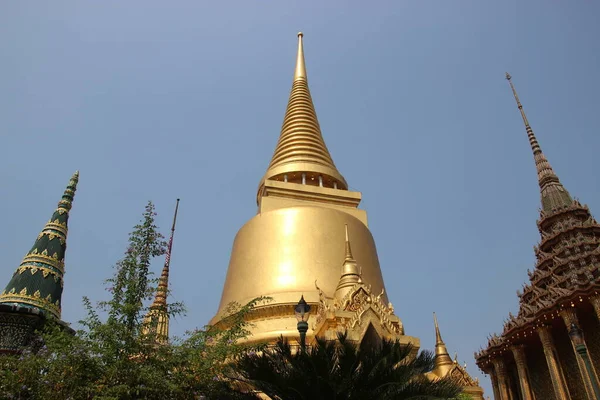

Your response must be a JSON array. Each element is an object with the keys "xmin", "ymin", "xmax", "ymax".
[{"xmin": 312, "ymin": 226, "xmax": 406, "ymax": 340}]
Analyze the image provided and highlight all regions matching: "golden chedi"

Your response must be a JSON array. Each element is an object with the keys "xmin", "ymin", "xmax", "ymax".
[{"xmin": 209, "ymin": 33, "xmax": 418, "ymax": 348}]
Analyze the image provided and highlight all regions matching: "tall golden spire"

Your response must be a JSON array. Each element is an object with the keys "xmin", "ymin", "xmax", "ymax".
[
  {"xmin": 505, "ymin": 73, "xmax": 572, "ymax": 212},
  {"xmin": 432, "ymin": 312, "xmax": 454, "ymax": 376},
  {"xmin": 258, "ymin": 32, "xmax": 347, "ymax": 199},
  {"xmin": 142, "ymin": 199, "xmax": 179, "ymax": 344}
]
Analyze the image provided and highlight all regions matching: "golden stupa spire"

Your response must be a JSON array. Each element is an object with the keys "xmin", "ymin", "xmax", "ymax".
[
  {"xmin": 432, "ymin": 312, "xmax": 454, "ymax": 375},
  {"xmin": 258, "ymin": 32, "xmax": 347, "ymax": 199},
  {"xmin": 142, "ymin": 199, "xmax": 179, "ymax": 344},
  {"xmin": 335, "ymin": 225, "xmax": 362, "ymax": 299},
  {"xmin": 505, "ymin": 73, "xmax": 572, "ymax": 212}
]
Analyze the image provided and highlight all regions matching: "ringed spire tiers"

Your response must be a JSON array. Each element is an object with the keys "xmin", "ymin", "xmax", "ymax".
[
  {"xmin": 0, "ymin": 171, "xmax": 79, "ymax": 319},
  {"xmin": 258, "ymin": 32, "xmax": 347, "ymax": 201},
  {"xmin": 505, "ymin": 73, "xmax": 572, "ymax": 212}
]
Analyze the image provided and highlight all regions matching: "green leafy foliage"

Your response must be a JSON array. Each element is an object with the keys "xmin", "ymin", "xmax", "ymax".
[{"xmin": 0, "ymin": 202, "xmax": 259, "ymax": 400}]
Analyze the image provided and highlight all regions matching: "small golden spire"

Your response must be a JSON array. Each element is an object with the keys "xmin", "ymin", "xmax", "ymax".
[
  {"xmin": 335, "ymin": 225, "xmax": 361, "ymax": 299},
  {"xmin": 143, "ymin": 199, "xmax": 180, "ymax": 344},
  {"xmin": 432, "ymin": 312, "xmax": 454, "ymax": 376},
  {"xmin": 258, "ymin": 33, "xmax": 347, "ymax": 202},
  {"xmin": 505, "ymin": 73, "xmax": 572, "ymax": 212}
]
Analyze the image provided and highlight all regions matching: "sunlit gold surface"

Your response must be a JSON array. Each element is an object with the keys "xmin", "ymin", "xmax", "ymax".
[{"xmin": 213, "ymin": 206, "xmax": 388, "ymax": 318}]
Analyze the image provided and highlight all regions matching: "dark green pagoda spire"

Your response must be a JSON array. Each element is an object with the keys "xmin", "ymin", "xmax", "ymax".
[{"xmin": 0, "ymin": 171, "xmax": 79, "ymax": 319}]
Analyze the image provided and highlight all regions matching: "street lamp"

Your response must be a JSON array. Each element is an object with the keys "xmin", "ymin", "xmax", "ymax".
[
  {"xmin": 569, "ymin": 323, "xmax": 600, "ymax": 400},
  {"xmin": 295, "ymin": 295, "xmax": 311, "ymax": 352}
]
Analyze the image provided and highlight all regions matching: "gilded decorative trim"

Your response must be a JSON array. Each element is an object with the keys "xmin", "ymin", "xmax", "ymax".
[
  {"xmin": 43, "ymin": 220, "xmax": 68, "ymax": 237},
  {"xmin": 36, "ymin": 228, "xmax": 67, "ymax": 243},
  {"xmin": 0, "ymin": 293, "xmax": 60, "ymax": 318},
  {"xmin": 20, "ymin": 252, "xmax": 65, "ymax": 273},
  {"xmin": 16, "ymin": 265, "xmax": 62, "ymax": 280}
]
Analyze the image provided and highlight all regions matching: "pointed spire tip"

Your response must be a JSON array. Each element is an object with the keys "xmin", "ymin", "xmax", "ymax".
[
  {"xmin": 434, "ymin": 312, "xmax": 444, "ymax": 344},
  {"xmin": 294, "ymin": 31, "xmax": 307, "ymax": 80}
]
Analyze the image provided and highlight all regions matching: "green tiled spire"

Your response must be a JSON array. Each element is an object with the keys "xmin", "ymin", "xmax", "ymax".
[{"xmin": 0, "ymin": 171, "xmax": 79, "ymax": 319}]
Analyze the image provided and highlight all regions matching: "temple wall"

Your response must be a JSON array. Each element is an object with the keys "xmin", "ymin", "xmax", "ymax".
[
  {"xmin": 554, "ymin": 324, "xmax": 586, "ymax": 400},
  {"xmin": 526, "ymin": 339, "xmax": 553, "ymax": 400}
]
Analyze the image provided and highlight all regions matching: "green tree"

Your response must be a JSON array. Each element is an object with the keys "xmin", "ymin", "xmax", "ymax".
[
  {"xmin": 0, "ymin": 202, "xmax": 260, "ymax": 400},
  {"xmin": 230, "ymin": 332, "xmax": 463, "ymax": 400}
]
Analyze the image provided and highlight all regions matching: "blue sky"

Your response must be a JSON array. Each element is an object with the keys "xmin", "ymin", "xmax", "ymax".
[{"xmin": 1, "ymin": 1, "xmax": 599, "ymax": 395}]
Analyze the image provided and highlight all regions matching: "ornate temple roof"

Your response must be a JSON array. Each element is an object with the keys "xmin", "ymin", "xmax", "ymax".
[
  {"xmin": 0, "ymin": 171, "xmax": 79, "ymax": 319},
  {"xmin": 257, "ymin": 32, "xmax": 347, "ymax": 199},
  {"xmin": 476, "ymin": 75, "xmax": 600, "ymax": 368}
]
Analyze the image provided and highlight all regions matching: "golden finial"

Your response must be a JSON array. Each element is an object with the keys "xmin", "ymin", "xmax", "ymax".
[
  {"xmin": 433, "ymin": 312, "xmax": 444, "ymax": 345},
  {"xmin": 505, "ymin": 72, "xmax": 539, "ymax": 153},
  {"xmin": 295, "ymin": 32, "xmax": 306, "ymax": 80},
  {"xmin": 344, "ymin": 224, "xmax": 354, "ymax": 261}
]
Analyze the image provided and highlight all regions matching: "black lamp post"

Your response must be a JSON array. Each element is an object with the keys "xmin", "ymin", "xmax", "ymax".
[
  {"xmin": 295, "ymin": 295, "xmax": 311, "ymax": 353},
  {"xmin": 569, "ymin": 323, "xmax": 600, "ymax": 400}
]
